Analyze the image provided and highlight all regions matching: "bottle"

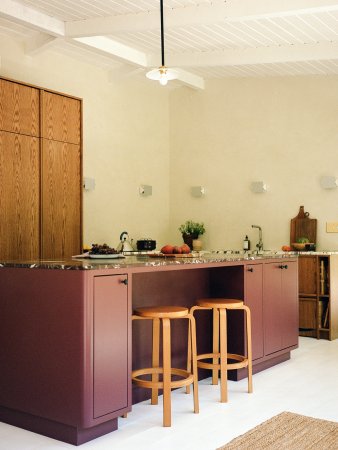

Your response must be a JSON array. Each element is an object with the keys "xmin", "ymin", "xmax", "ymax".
[{"xmin": 243, "ymin": 235, "xmax": 250, "ymax": 251}]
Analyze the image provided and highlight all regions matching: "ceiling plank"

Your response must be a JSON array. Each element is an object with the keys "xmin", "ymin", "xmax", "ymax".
[
  {"xmin": 65, "ymin": 0, "xmax": 338, "ymax": 37},
  {"xmin": 166, "ymin": 41, "xmax": 338, "ymax": 67},
  {"xmin": 0, "ymin": 0, "xmax": 65, "ymax": 37}
]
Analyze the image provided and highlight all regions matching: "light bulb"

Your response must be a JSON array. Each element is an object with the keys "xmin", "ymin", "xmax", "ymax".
[{"xmin": 159, "ymin": 72, "xmax": 168, "ymax": 86}]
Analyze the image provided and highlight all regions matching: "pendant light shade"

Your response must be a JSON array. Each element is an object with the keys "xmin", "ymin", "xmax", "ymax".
[{"xmin": 146, "ymin": 0, "xmax": 178, "ymax": 85}]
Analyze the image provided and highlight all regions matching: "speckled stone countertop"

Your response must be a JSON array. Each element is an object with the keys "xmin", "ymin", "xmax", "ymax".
[{"xmin": 0, "ymin": 251, "xmax": 298, "ymax": 270}]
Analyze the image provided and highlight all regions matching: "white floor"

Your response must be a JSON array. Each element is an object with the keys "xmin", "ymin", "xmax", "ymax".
[{"xmin": 0, "ymin": 337, "xmax": 338, "ymax": 450}]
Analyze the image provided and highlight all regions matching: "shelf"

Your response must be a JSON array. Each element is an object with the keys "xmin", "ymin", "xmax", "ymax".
[{"xmin": 299, "ymin": 294, "xmax": 317, "ymax": 298}]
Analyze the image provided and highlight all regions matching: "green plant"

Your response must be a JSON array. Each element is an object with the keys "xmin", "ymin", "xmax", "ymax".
[
  {"xmin": 297, "ymin": 237, "xmax": 309, "ymax": 243},
  {"xmin": 178, "ymin": 220, "xmax": 205, "ymax": 236}
]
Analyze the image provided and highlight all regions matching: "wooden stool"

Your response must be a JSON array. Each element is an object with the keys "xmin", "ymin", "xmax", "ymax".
[
  {"xmin": 132, "ymin": 306, "xmax": 199, "ymax": 427},
  {"xmin": 188, "ymin": 298, "xmax": 252, "ymax": 403}
]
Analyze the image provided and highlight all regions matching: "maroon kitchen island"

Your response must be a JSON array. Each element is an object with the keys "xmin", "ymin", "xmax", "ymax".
[{"xmin": 0, "ymin": 253, "xmax": 298, "ymax": 445}]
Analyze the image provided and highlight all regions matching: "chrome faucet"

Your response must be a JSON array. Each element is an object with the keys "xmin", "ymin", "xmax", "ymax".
[{"xmin": 252, "ymin": 225, "xmax": 263, "ymax": 252}]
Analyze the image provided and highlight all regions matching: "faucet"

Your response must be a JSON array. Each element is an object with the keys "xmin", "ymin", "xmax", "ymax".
[{"xmin": 252, "ymin": 225, "xmax": 263, "ymax": 252}]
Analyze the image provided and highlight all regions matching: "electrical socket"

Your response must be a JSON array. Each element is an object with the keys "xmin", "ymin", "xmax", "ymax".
[{"xmin": 326, "ymin": 222, "xmax": 338, "ymax": 233}]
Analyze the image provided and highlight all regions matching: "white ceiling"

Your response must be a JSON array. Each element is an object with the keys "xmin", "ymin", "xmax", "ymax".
[{"xmin": 1, "ymin": 0, "xmax": 338, "ymax": 89}]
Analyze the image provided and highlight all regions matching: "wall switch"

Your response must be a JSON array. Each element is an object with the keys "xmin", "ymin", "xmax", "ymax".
[{"xmin": 326, "ymin": 222, "xmax": 338, "ymax": 233}]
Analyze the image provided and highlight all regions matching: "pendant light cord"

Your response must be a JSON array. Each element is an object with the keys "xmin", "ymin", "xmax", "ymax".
[{"xmin": 160, "ymin": 0, "xmax": 165, "ymax": 67}]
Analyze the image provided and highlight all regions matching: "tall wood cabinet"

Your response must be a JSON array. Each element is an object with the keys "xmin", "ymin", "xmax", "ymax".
[
  {"xmin": 0, "ymin": 77, "xmax": 82, "ymax": 259},
  {"xmin": 299, "ymin": 254, "xmax": 338, "ymax": 340}
]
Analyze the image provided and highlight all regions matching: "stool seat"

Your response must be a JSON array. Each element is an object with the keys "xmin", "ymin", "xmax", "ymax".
[
  {"xmin": 134, "ymin": 306, "xmax": 188, "ymax": 318},
  {"xmin": 197, "ymin": 298, "xmax": 244, "ymax": 309}
]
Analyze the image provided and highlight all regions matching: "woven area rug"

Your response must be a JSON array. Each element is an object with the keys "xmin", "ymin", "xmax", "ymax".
[{"xmin": 218, "ymin": 411, "xmax": 338, "ymax": 449}]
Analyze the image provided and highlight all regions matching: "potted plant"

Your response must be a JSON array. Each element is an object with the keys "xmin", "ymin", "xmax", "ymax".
[{"xmin": 179, "ymin": 220, "xmax": 205, "ymax": 250}]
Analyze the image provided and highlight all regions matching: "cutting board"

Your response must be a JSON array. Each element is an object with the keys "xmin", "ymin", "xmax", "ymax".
[{"xmin": 290, "ymin": 206, "xmax": 317, "ymax": 245}]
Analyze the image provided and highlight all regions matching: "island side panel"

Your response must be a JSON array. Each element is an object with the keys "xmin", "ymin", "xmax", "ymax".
[{"xmin": 0, "ymin": 268, "xmax": 85, "ymax": 426}]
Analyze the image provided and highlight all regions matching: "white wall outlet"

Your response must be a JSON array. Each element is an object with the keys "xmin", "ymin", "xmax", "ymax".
[{"xmin": 326, "ymin": 222, "xmax": 338, "ymax": 233}]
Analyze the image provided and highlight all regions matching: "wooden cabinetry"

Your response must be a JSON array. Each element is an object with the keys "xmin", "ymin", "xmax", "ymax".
[
  {"xmin": 41, "ymin": 91, "xmax": 81, "ymax": 144},
  {"xmin": 0, "ymin": 79, "xmax": 39, "ymax": 136},
  {"xmin": 299, "ymin": 254, "xmax": 338, "ymax": 340},
  {"xmin": 41, "ymin": 138, "xmax": 81, "ymax": 259},
  {"xmin": 0, "ymin": 132, "xmax": 40, "ymax": 259},
  {"xmin": 0, "ymin": 77, "xmax": 82, "ymax": 260}
]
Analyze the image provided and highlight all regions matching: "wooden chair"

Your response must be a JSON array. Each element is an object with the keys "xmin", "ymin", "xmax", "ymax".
[
  {"xmin": 132, "ymin": 305, "xmax": 199, "ymax": 427},
  {"xmin": 188, "ymin": 298, "xmax": 252, "ymax": 403}
]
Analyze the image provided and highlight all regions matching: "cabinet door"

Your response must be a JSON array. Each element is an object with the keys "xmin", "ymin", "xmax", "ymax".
[
  {"xmin": 0, "ymin": 131, "xmax": 40, "ymax": 259},
  {"xmin": 264, "ymin": 262, "xmax": 283, "ymax": 355},
  {"xmin": 93, "ymin": 275, "xmax": 128, "ymax": 418},
  {"xmin": 298, "ymin": 256, "xmax": 317, "ymax": 295},
  {"xmin": 264, "ymin": 261, "xmax": 298, "ymax": 355},
  {"xmin": 245, "ymin": 264, "xmax": 264, "ymax": 360},
  {"xmin": 41, "ymin": 91, "xmax": 81, "ymax": 144},
  {"xmin": 41, "ymin": 139, "xmax": 81, "ymax": 259},
  {"xmin": 281, "ymin": 261, "xmax": 299, "ymax": 348},
  {"xmin": 0, "ymin": 79, "xmax": 40, "ymax": 137}
]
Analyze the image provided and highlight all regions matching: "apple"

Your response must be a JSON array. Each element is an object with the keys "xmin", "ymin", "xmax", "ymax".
[
  {"xmin": 180, "ymin": 244, "xmax": 191, "ymax": 254},
  {"xmin": 281, "ymin": 245, "xmax": 292, "ymax": 252},
  {"xmin": 161, "ymin": 244, "xmax": 174, "ymax": 254}
]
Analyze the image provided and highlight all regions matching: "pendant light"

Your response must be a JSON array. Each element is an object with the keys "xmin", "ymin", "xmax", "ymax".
[{"xmin": 146, "ymin": 0, "xmax": 178, "ymax": 86}]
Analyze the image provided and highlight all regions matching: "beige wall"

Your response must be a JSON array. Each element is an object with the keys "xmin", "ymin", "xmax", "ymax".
[
  {"xmin": 2, "ymin": 34, "xmax": 338, "ymax": 251},
  {"xmin": 0, "ymin": 36, "xmax": 171, "ymax": 249},
  {"xmin": 169, "ymin": 77, "xmax": 338, "ymax": 251}
]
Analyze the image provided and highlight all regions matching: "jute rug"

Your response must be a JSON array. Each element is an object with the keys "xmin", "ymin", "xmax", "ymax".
[{"xmin": 218, "ymin": 411, "xmax": 338, "ymax": 449}]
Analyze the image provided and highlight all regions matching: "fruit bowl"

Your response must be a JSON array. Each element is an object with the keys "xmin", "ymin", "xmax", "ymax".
[{"xmin": 292, "ymin": 242, "xmax": 314, "ymax": 251}]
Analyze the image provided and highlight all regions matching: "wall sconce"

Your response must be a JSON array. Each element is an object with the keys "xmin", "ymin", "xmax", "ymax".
[
  {"xmin": 139, "ymin": 185, "xmax": 152, "ymax": 196},
  {"xmin": 250, "ymin": 181, "xmax": 267, "ymax": 193},
  {"xmin": 83, "ymin": 177, "xmax": 96, "ymax": 191},
  {"xmin": 191, "ymin": 186, "xmax": 205, "ymax": 197},
  {"xmin": 320, "ymin": 176, "xmax": 338, "ymax": 189}
]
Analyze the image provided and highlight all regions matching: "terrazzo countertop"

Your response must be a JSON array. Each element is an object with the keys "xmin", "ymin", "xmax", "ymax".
[{"xmin": 0, "ymin": 251, "xmax": 298, "ymax": 270}]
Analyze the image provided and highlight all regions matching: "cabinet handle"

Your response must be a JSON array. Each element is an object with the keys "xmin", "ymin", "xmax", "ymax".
[
  {"xmin": 278, "ymin": 264, "xmax": 288, "ymax": 270},
  {"xmin": 247, "ymin": 268, "xmax": 254, "ymax": 272},
  {"xmin": 120, "ymin": 278, "xmax": 128, "ymax": 285}
]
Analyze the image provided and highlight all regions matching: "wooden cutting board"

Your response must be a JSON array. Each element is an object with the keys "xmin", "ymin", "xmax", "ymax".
[{"xmin": 290, "ymin": 206, "xmax": 317, "ymax": 245}]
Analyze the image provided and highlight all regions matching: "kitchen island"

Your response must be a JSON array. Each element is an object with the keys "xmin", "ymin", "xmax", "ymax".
[{"xmin": 0, "ymin": 253, "xmax": 298, "ymax": 445}]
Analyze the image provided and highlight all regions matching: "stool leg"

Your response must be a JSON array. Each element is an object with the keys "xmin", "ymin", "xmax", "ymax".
[
  {"xmin": 212, "ymin": 307, "xmax": 220, "ymax": 385},
  {"xmin": 244, "ymin": 306, "xmax": 253, "ymax": 393},
  {"xmin": 188, "ymin": 314, "xmax": 199, "ymax": 413},
  {"xmin": 162, "ymin": 317, "xmax": 172, "ymax": 427},
  {"xmin": 219, "ymin": 308, "xmax": 228, "ymax": 403},
  {"xmin": 186, "ymin": 306, "xmax": 198, "ymax": 394},
  {"xmin": 151, "ymin": 318, "xmax": 160, "ymax": 405}
]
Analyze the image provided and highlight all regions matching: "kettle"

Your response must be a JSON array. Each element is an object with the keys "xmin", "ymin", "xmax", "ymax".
[{"xmin": 116, "ymin": 231, "xmax": 134, "ymax": 252}]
